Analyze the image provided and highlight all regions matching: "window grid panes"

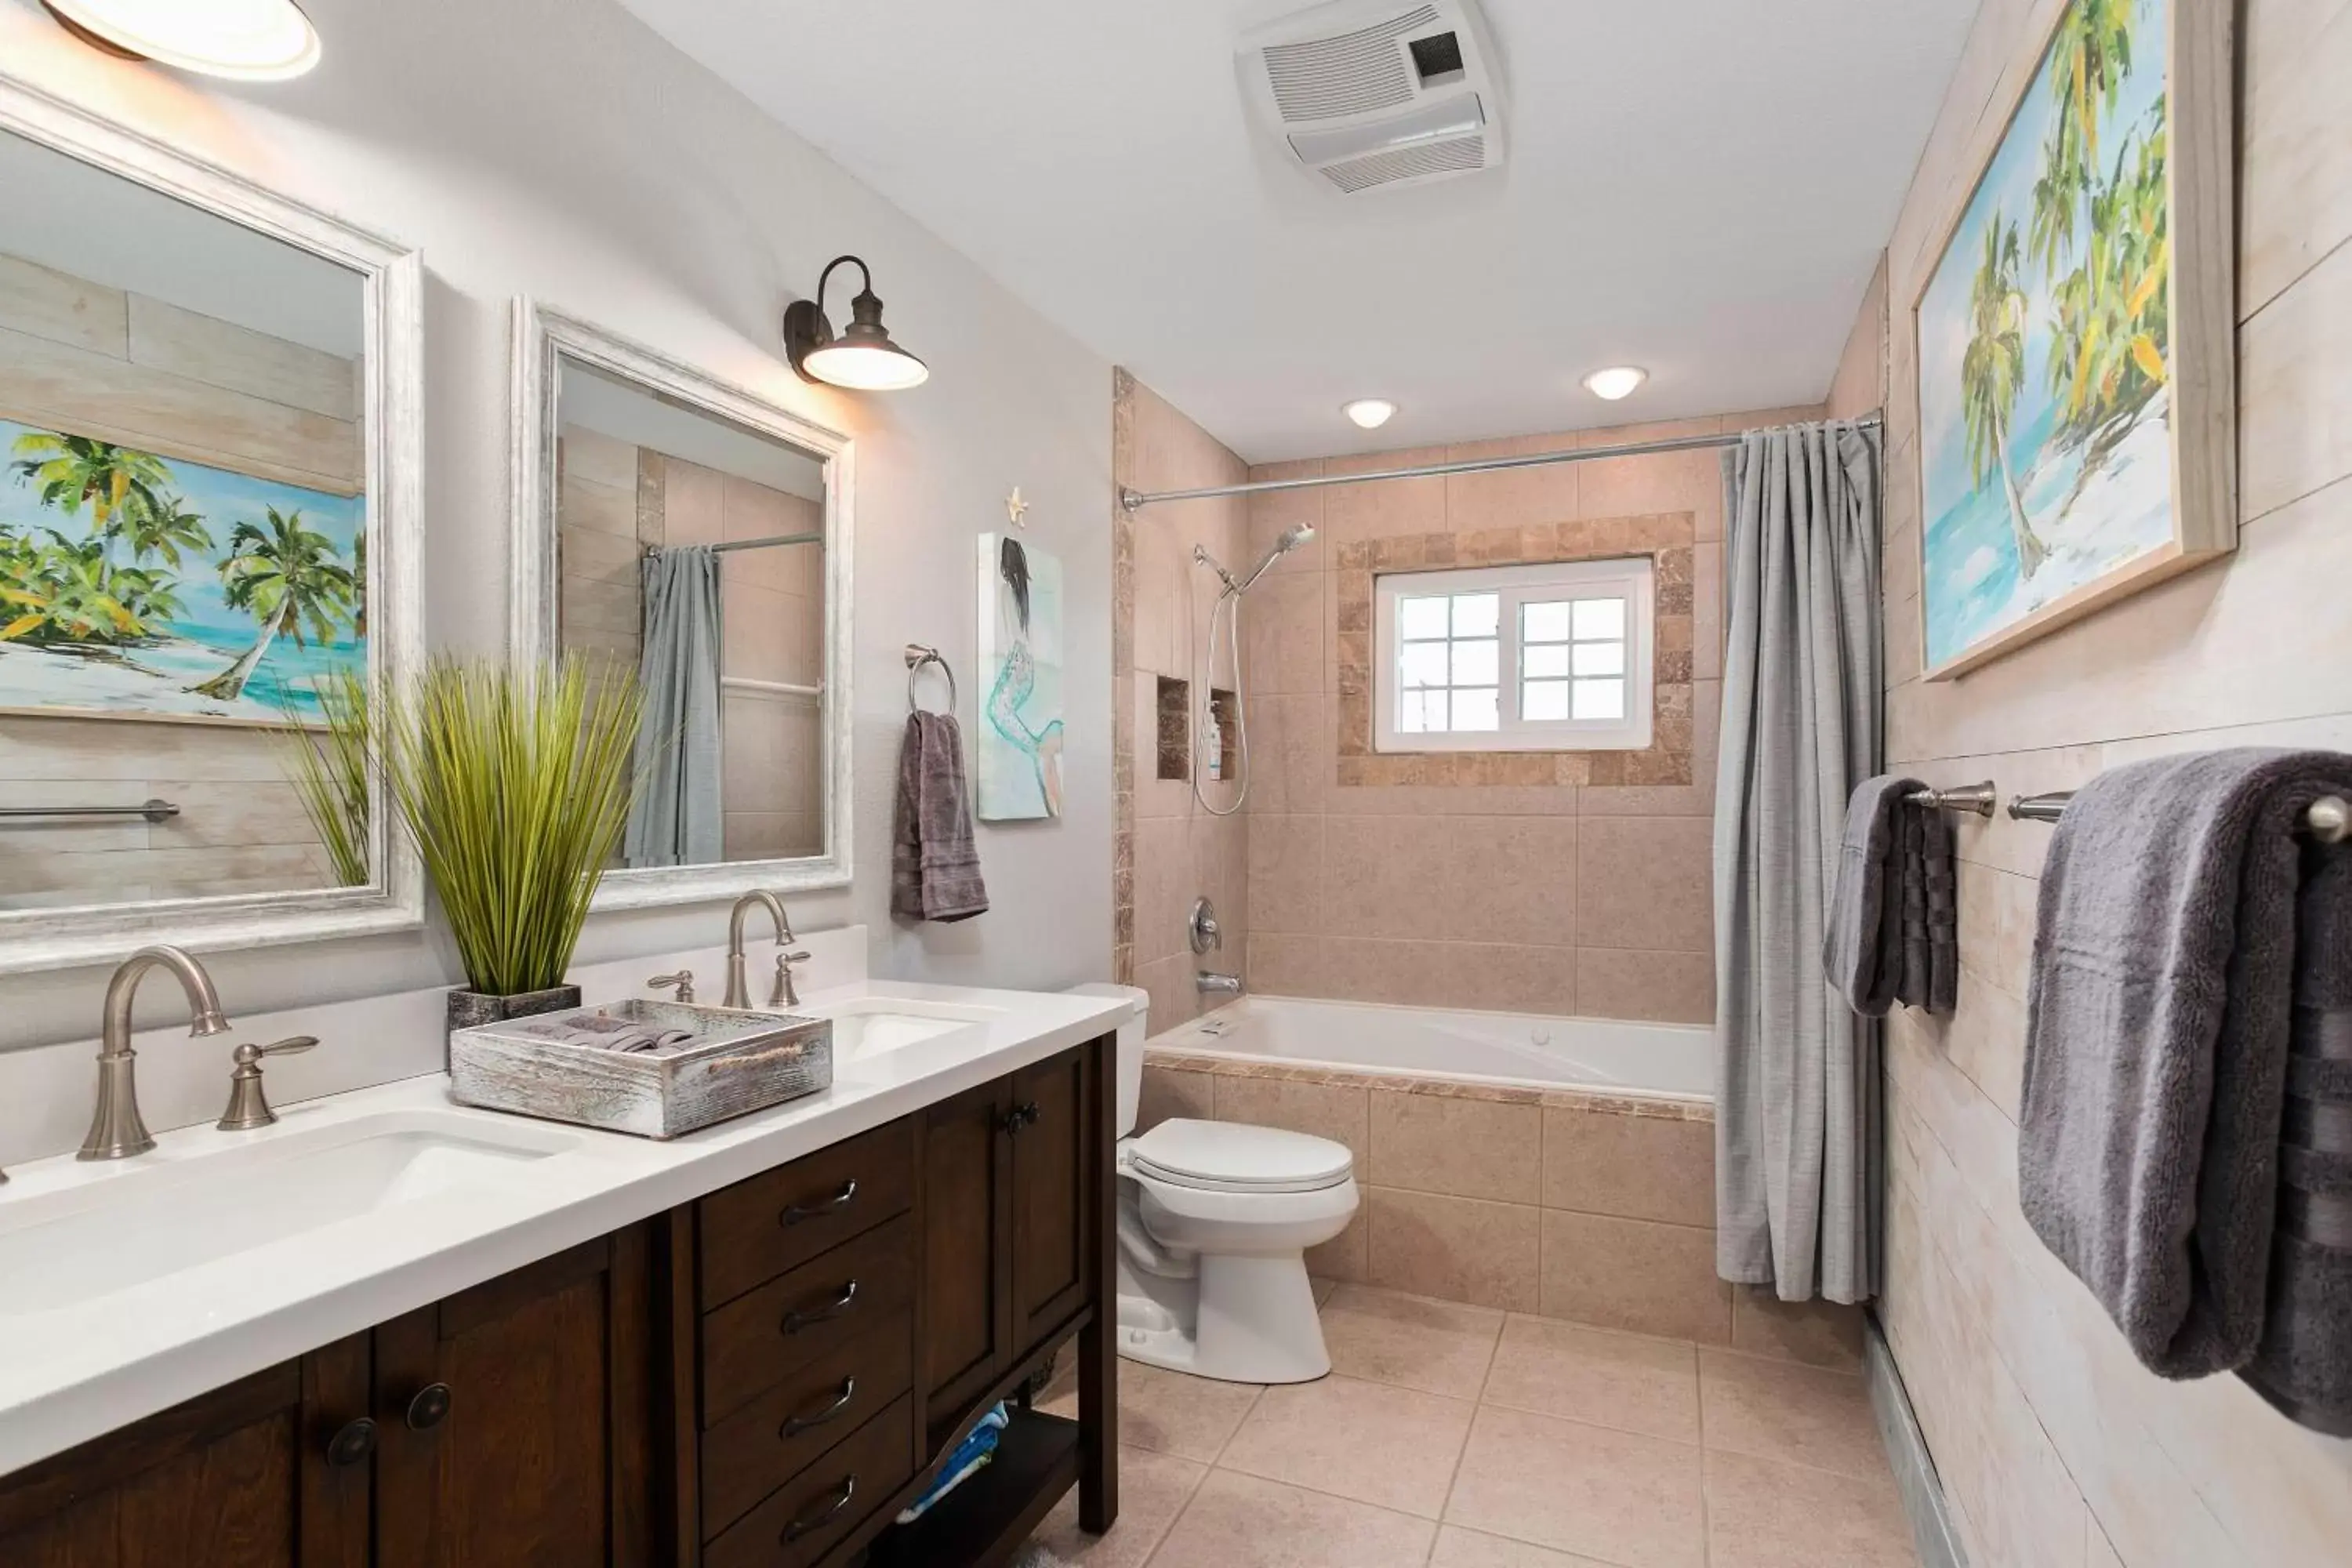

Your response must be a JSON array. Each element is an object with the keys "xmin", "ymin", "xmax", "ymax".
[
  {"xmin": 1394, "ymin": 590, "xmax": 1500, "ymax": 733},
  {"xmin": 1374, "ymin": 557, "xmax": 1655, "ymax": 754}
]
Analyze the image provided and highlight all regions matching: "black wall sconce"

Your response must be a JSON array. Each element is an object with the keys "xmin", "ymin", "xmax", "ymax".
[{"xmin": 783, "ymin": 255, "xmax": 929, "ymax": 391}]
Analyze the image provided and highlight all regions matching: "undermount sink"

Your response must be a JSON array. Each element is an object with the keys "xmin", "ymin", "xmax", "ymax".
[
  {"xmin": 0, "ymin": 1111, "xmax": 578, "ymax": 1316},
  {"xmin": 802, "ymin": 996, "xmax": 1000, "ymax": 1064}
]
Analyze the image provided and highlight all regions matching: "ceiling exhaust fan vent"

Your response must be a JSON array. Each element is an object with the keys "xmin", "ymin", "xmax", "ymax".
[
  {"xmin": 1320, "ymin": 133, "xmax": 1486, "ymax": 193},
  {"xmin": 1240, "ymin": 0, "xmax": 1505, "ymax": 194}
]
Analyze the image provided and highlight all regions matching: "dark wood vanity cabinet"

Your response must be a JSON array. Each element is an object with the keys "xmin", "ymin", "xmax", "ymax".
[{"xmin": 0, "ymin": 1034, "xmax": 1114, "ymax": 1568}]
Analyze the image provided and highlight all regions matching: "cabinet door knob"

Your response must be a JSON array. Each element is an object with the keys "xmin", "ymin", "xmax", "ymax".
[
  {"xmin": 1000, "ymin": 1101, "xmax": 1041, "ymax": 1135},
  {"xmin": 779, "ymin": 1376, "xmax": 858, "ymax": 1438},
  {"xmin": 405, "ymin": 1382, "xmax": 453, "ymax": 1431},
  {"xmin": 781, "ymin": 1475, "xmax": 856, "ymax": 1542},
  {"xmin": 781, "ymin": 1279, "xmax": 859, "ymax": 1335},
  {"xmin": 325, "ymin": 1416, "xmax": 376, "ymax": 1466},
  {"xmin": 779, "ymin": 1178, "xmax": 858, "ymax": 1226}
]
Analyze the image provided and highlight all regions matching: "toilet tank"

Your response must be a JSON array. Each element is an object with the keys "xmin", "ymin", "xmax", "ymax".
[{"xmin": 1063, "ymin": 982, "xmax": 1150, "ymax": 1137}]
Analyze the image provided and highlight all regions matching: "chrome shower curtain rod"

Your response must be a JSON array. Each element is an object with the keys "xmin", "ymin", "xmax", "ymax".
[
  {"xmin": 1117, "ymin": 411, "xmax": 1884, "ymax": 512},
  {"xmin": 643, "ymin": 530, "xmax": 825, "ymax": 556}
]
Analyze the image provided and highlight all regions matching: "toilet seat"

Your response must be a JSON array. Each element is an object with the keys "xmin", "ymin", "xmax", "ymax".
[{"xmin": 1127, "ymin": 1118, "xmax": 1352, "ymax": 1194}]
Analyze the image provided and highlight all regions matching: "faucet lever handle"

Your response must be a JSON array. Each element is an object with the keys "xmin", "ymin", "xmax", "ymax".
[
  {"xmin": 648, "ymin": 971, "xmax": 695, "ymax": 1004},
  {"xmin": 768, "ymin": 951, "xmax": 814, "ymax": 1009},
  {"xmin": 218, "ymin": 1036, "xmax": 319, "ymax": 1131}
]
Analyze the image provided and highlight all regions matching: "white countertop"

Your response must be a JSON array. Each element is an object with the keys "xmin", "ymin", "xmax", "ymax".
[{"xmin": 0, "ymin": 978, "xmax": 1131, "ymax": 1477}]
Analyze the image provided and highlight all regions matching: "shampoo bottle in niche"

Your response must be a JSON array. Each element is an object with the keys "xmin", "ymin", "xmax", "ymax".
[{"xmin": 1202, "ymin": 705, "xmax": 1223, "ymax": 782}]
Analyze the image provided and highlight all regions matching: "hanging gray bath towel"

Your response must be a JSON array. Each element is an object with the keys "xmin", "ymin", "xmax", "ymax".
[
  {"xmin": 2020, "ymin": 748, "xmax": 2352, "ymax": 1381},
  {"xmin": 1713, "ymin": 419, "xmax": 1883, "ymax": 1305},
  {"xmin": 891, "ymin": 712, "xmax": 989, "ymax": 923}
]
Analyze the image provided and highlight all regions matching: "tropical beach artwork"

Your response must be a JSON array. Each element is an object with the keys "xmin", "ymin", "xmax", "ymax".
[
  {"xmin": 1915, "ymin": 0, "xmax": 2196, "ymax": 675},
  {"xmin": 977, "ymin": 532, "xmax": 1065, "ymax": 821},
  {"xmin": 0, "ymin": 420, "xmax": 365, "ymax": 724}
]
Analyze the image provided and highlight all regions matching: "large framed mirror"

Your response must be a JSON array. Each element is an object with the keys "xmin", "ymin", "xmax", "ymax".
[
  {"xmin": 0, "ymin": 73, "xmax": 423, "ymax": 972},
  {"xmin": 509, "ymin": 301, "xmax": 852, "ymax": 906}
]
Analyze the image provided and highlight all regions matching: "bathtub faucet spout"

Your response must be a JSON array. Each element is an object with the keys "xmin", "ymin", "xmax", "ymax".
[{"xmin": 1195, "ymin": 970, "xmax": 1243, "ymax": 997}]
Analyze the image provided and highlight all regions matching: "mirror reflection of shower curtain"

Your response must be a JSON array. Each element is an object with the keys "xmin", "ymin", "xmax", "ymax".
[{"xmin": 624, "ymin": 544, "xmax": 724, "ymax": 867}]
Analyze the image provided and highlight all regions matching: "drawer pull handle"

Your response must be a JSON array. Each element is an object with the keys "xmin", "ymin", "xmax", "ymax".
[
  {"xmin": 782, "ymin": 1279, "xmax": 858, "ymax": 1334},
  {"xmin": 325, "ymin": 1416, "xmax": 376, "ymax": 1466},
  {"xmin": 781, "ymin": 1475, "xmax": 856, "ymax": 1542},
  {"xmin": 405, "ymin": 1382, "xmax": 452, "ymax": 1432},
  {"xmin": 780, "ymin": 1178, "xmax": 858, "ymax": 1226},
  {"xmin": 780, "ymin": 1376, "xmax": 858, "ymax": 1438}
]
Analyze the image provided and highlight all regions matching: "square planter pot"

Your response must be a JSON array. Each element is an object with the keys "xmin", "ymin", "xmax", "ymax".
[{"xmin": 445, "ymin": 983, "xmax": 583, "ymax": 1047}]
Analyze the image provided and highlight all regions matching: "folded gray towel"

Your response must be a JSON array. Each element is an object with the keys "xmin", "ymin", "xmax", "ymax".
[
  {"xmin": 2020, "ymin": 748, "xmax": 2352, "ymax": 1378},
  {"xmin": 1920, "ymin": 801, "xmax": 1958, "ymax": 1014},
  {"xmin": 2239, "ymin": 837, "xmax": 2352, "ymax": 1433},
  {"xmin": 520, "ymin": 1018, "xmax": 695, "ymax": 1054},
  {"xmin": 1824, "ymin": 775, "xmax": 1941, "ymax": 1017},
  {"xmin": 891, "ymin": 711, "xmax": 989, "ymax": 924}
]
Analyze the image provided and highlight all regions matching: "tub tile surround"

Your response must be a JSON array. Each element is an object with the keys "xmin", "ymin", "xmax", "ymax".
[
  {"xmin": 1112, "ymin": 370, "xmax": 1253, "ymax": 1029},
  {"xmin": 1236, "ymin": 408, "xmax": 1819, "ymax": 1029},
  {"xmin": 1830, "ymin": 0, "xmax": 2352, "ymax": 1563},
  {"xmin": 1034, "ymin": 1281, "xmax": 1911, "ymax": 1566},
  {"xmin": 1138, "ymin": 1051, "xmax": 1862, "ymax": 1366}
]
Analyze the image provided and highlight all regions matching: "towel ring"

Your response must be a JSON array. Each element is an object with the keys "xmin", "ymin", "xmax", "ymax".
[{"xmin": 905, "ymin": 644, "xmax": 957, "ymax": 713}]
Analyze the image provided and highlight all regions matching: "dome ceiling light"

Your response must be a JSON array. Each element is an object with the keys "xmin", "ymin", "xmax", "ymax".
[{"xmin": 42, "ymin": 0, "xmax": 322, "ymax": 81}]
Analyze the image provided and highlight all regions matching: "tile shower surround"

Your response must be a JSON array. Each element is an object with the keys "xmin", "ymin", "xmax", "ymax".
[{"xmin": 1138, "ymin": 1051, "xmax": 1864, "ymax": 1370}]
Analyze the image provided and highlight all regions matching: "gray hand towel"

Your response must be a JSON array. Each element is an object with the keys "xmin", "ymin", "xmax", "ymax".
[
  {"xmin": 2020, "ymin": 748, "xmax": 2352, "ymax": 1378},
  {"xmin": 1824, "ymin": 775, "xmax": 1925, "ymax": 1017},
  {"xmin": 891, "ymin": 711, "xmax": 989, "ymax": 924},
  {"xmin": 1920, "ymin": 801, "xmax": 1959, "ymax": 1015},
  {"xmin": 2238, "ymin": 838, "xmax": 2352, "ymax": 1433}
]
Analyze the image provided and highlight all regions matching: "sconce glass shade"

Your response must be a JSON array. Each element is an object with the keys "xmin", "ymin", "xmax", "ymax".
[
  {"xmin": 43, "ymin": 0, "xmax": 321, "ymax": 80},
  {"xmin": 784, "ymin": 256, "xmax": 928, "ymax": 391}
]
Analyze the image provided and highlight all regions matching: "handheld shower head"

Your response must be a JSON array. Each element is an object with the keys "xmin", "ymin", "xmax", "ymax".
[{"xmin": 1234, "ymin": 524, "xmax": 1317, "ymax": 593}]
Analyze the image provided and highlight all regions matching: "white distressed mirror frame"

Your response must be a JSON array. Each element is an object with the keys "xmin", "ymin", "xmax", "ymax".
[
  {"xmin": 507, "ymin": 299, "xmax": 855, "ymax": 908},
  {"xmin": 0, "ymin": 71, "xmax": 425, "ymax": 975}
]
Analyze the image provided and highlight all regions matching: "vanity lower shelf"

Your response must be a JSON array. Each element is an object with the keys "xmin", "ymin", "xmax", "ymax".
[{"xmin": 864, "ymin": 1409, "xmax": 1083, "ymax": 1568}]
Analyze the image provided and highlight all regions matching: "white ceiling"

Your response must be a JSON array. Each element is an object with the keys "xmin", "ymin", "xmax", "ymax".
[{"xmin": 617, "ymin": 0, "xmax": 1979, "ymax": 463}]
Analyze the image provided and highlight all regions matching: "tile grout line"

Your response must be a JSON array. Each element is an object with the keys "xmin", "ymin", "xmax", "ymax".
[
  {"xmin": 1134, "ymin": 1443, "xmax": 1218, "ymax": 1568},
  {"xmin": 1696, "ymin": 1341, "xmax": 1715, "ymax": 1568}
]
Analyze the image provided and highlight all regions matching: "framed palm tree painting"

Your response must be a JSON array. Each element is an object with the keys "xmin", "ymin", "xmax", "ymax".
[
  {"xmin": 0, "ymin": 419, "xmax": 366, "ymax": 725},
  {"xmin": 1911, "ymin": 0, "xmax": 2234, "ymax": 679}
]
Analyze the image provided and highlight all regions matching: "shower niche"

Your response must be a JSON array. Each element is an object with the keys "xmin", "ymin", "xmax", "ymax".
[{"xmin": 1154, "ymin": 675, "xmax": 1238, "ymax": 782}]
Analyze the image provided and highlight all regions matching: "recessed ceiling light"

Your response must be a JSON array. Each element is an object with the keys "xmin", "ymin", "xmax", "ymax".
[
  {"xmin": 1581, "ymin": 365, "xmax": 1648, "ymax": 401},
  {"xmin": 42, "ymin": 0, "xmax": 322, "ymax": 81},
  {"xmin": 1342, "ymin": 398, "xmax": 1396, "ymax": 430}
]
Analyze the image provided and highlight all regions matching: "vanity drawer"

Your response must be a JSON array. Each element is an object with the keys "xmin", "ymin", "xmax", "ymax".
[
  {"xmin": 699, "ymin": 1312, "xmax": 914, "ymax": 1541},
  {"xmin": 702, "ymin": 1395, "xmax": 915, "ymax": 1568},
  {"xmin": 699, "ymin": 1116, "xmax": 916, "ymax": 1309},
  {"xmin": 701, "ymin": 1215, "xmax": 916, "ymax": 1424}
]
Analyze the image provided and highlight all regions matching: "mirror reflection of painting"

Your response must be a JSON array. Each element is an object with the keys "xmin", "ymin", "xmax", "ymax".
[
  {"xmin": 0, "ymin": 124, "xmax": 372, "ymax": 911},
  {"xmin": 977, "ymin": 532, "xmax": 1064, "ymax": 821},
  {"xmin": 552, "ymin": 357, "xmax": 828, "ymax": 869},
  {"xmin": 2, "ymin": 419, "xmax": 364, "ymax": 720},
  {"xmin": 1917, "ymin": 0, "xmax": 2174, "ymax": 672}
]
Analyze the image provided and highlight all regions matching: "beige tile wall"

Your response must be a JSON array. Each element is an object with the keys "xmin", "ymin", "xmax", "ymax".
[
  {"xmin": 1860, "ymin": 0, "xmax": 2352, "ymax": 1563},
  {"xmin": 1138, "ymin": 1059, "xmax": 1864, "ymax": 1370},
  {"xmin": 1112, "ymin": 372, "xmax": 1251, "ymax": 1029},
  {"xmin": 1239, "ymin": 405, "xmax": 1817, "ymax": 1025}
]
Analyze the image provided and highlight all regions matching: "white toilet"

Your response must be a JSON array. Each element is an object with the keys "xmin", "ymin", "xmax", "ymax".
[{"xmin": 1070, "ymin": 983, "xmax": 1359, "ymax": 1384}]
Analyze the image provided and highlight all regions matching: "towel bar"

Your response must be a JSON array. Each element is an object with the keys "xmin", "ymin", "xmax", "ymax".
[
  {"xmin": 1904, "ymin": 782, "xmax": 1998, "ymax": 817},
  {"xmin": 2009, "ymin": 789, "xmax": 2352, "ymax": 844}
]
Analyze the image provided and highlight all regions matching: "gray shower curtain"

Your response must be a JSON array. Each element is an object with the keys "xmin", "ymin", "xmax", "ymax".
[
  {"xmin": 622, "ymin": 544, "xmax": 724, "ymax": 869},
  {"xmin": 1712, "ymin": 420, "xmax": 1883, "ymax": 1304}
]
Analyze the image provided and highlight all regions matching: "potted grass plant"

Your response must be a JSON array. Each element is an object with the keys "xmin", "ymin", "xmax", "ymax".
[{"xmin": 375, "ymin": 655, "xmax": 645, "ymax": 1033}]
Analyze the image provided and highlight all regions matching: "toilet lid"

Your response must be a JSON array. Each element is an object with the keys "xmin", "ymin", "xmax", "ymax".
[{"xmin": 1129, "ymin": 1118, "xmax": 1353, "ymax": 1194}]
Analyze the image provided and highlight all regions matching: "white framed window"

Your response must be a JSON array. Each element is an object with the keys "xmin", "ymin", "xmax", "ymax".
[{"xmin": 1374, "ymin": 557, "xmax": 1655, "ymax": 753}]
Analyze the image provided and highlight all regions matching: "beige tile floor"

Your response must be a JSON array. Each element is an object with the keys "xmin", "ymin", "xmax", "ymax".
[{"xmin": 1032, "ymin": 1281, "xmax": 1917, "ymax": 1568}]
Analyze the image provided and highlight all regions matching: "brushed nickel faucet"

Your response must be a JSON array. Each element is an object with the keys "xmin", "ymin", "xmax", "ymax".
[
  {"xmin": 1196, "ymin": 970, "xmax": 1243, "ymax": 997},
  {"xmin": 216, "ymin": 1036, "xmax": 320, "ymax": 1131},
  {"xmin": 82, "ymin": 945, "xmax": 230, "ymax": 1160},
  {"xmin": 725, "ymin": 890, "xmax": 797, "ymax": 1009}
]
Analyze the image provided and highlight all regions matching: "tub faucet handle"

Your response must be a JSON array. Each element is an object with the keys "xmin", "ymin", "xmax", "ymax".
[{"xmin": 1188, "ymin": 896, "xmax": 1222, "ymax": 955}]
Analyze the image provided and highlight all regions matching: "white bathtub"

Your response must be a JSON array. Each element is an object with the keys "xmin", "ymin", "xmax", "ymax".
[{"xmin": 1149, "ymin": 995, "xmax": 1713, "ymax": 1102}]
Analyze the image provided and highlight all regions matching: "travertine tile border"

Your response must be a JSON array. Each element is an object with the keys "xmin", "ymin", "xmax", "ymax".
[
  {"xmin": 1144, "ymin": 1046, "xmax": 1713, "ymax": 1123},
  {"xmin": 1334, "ymin": 511, "xmax": 1698, "ymax": 788}
]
